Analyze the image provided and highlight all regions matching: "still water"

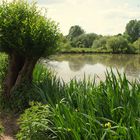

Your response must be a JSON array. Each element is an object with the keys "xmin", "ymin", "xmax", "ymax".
[{"xmin": 44, "ymin": 54, "xmax": 140, "ymax": 83}]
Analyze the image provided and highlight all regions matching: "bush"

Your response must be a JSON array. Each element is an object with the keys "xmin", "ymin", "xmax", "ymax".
[
  {"xmin": 71, "ymin": 33, "xmax": 99, "ymax": 48},
  {"xmin": 0, "ymin": 53, "xmax": 8, "ymax": 110},
  {"xmin": 107, "ymin": 36, "xmax": 132, "ymax": 53},
  {"xmin": 133, "ymin": 38, "xmax": 140, "ymax": 53},
  {"xmin": 0, "ymin": 53, "xmax": 8, "ymax": 89},
  {"xmin": 0, "ymin": 63, "xmax": 52, "ymax": 112},
  {"xmin": 17, "ymin": 102, "xmax": 55, "ymax": 140},
  {"xmin": 92, "ymin": 36, "xmax": 110, "ymax": 50},
  {"xmin": 0, "ymin": 121, "xmax": 4, "ymax": 136}
]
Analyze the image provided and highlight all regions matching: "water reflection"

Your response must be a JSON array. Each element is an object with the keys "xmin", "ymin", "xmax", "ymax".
[{"xmin": 45, "ymin": 54, "xmax": 140, "ymax": 82}]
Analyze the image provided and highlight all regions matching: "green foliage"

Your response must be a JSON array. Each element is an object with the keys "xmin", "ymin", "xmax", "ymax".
[
  {"xmin": 125, "ymin": 20, "xmax": 140, "ymax": 42},
  {"xmin": 17, "ymin": 66, "xmax": 140, "ymax": 140},
  {"xmin": 0, "ymin": 53, "xmax": 8, "ymax": 111},
  {"xmin": 60, "ymin": 47, "xmax": 110, "ymax": 53},
  {"xmin": 67, "ymin": 25, "xmax": 85, "ymax": 41},
  {"xmin": 0, "ymin": 63, "xmax": 51, "ymax": 112},
  {"xmin": 33, "ymin": 63, "xmax": 52, "ymax": 84},
  {"xmin": 62, "ymin": 20, "xmax": 140, "ymax": 54},
  {"xmin": 0, "ymin": 0, "xmax": 60, "ymax": 57},
  {"xmin": 0, "ymin": 82, "xmax": 34, "ymax": 112},
  {"xmin": 71, "ymin": 33, "xmax": 99, "ymax": 48},
  {"xmin": 58, "ymin": 34, "xmax": 72, "ymax": 51},
  {"xmin": 0, "ymin": 121, "xmax": 4, "ymax": 136},
  {"xmin": 92, "ymin": 36, "xmax": 109, "ymax": 49},
  {"xmin": 0, "ymin": 53, "xmax": 8, "ymax": 89},
  {"xmin": 92, "ymin": 36, "xmax": 135, "ymax": 53},
  {"xmin": 17, "ymin": 102, "xmax": 54, "ymax": 140},
  {"xmin": 0, "ymin": 0, "xmax": 60, "ymax": 107},
  {"xmin": 133, "ymin": 38, "xmax": 140, "ymax": 53},
  {"xmin": 107, "ymin": 36, "xmax": 131, "ymax": 53}
]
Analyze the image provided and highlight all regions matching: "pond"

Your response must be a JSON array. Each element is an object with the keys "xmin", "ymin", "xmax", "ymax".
[{"xmin": 44, "ymin": 54, "xmax": 140, "ymax": 83}]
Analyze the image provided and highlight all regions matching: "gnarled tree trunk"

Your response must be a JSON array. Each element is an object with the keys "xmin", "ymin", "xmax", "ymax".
[
  {"xmin": 15, "ymin": 57, "xmax": 38, "ymax": 87},
  {"xmin": 3, "ymin": 53, "xmax": 38, "ymax": 99},
  {"xmin": 3, "ymin": 53, "xmax": 24, "ymax": 98}
]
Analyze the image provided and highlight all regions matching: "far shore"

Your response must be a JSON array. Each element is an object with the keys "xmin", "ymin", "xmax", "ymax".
[{"xmin": 60, "ymin": 50, "xmax": 139, "ymax": 55}]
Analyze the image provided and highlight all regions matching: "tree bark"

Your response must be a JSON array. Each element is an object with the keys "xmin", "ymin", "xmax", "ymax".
[
  {"xmin": 3, "ymin": 53, "xmax": 38, "ymax": 100},
  {"xmin": 3, "ymin": 53, "xmax": 24, "ymax": 98},
  {"xmin": 15, "ymin": 57, "xmax": 38, "ymax": 87}
]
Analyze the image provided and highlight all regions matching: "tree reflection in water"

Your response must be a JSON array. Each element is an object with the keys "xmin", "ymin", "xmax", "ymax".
[{"xmin": 46, "ymin": 54, "xmax": 140, "ymax": 81}]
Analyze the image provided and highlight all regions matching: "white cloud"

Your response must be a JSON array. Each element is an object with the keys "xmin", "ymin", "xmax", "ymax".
[
  {"xmin": 1, "ymin": 0, "xmax": 140, "ymax": 35},
  {"xmin": 39, "ymin": 0, "xmax": 140, "ymax": 35}
]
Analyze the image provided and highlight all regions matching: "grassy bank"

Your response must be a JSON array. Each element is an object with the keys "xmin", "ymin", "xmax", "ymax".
[
  {"xmin": 60, "ymin": 47, "xmax": 111, "ymax": 54},
  {"xmin": 17, "ymin": 65, "xmax": 140, "ymax": 140},
  {"xmin": 60, "ymin": 47, "xmax": 139, "ymax": 54},
  {"xmin": 0, "ymin": 54, "xmax": 140, "ymax": 140}
]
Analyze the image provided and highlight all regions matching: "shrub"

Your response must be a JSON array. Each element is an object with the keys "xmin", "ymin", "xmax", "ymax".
[
  {"xmin": 17, "ymin": 102, "xmax": 55, "ymax": 140},
  {"xmin": 0, "ymin": 121, "xmax": 4, "ymax": 136},
  {"xmin": 71, "ymin": 33, "xmax": 99, "ymax": 48},
  {"xmin": 107, "ymin": 36, "xmax": 132, "ymax": 53},
  {"xmin": 133, "ymin": 38, "xmax": 140, "ymax": 53},
  {"xmin": 0, "ymin": 53, "xmax": 8, "ymax": 89},
  {"xmin": 92, "ymin": 36, "xmax": 109, "ymax": 50},
  {"xmin": 0, "ymin": 63, "xmax": 52, "ymax": 112}
]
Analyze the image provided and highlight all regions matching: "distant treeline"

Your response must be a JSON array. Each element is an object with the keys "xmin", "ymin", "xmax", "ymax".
[{"xmin": 60, "ymin": 20, "xmax": 140, "ymax": 54}]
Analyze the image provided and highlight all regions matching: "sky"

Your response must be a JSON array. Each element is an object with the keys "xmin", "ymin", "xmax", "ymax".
[{"xmin": 4, "ymin": 0, "xmax": 140, "ymax": 35}]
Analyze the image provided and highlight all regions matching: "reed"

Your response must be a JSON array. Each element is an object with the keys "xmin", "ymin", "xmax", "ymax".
[{"xmin": 18, "ymin": 64, "xmax": 140, "ymax": 140}]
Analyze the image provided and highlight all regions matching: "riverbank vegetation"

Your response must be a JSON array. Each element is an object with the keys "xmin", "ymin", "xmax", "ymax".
[
  {"xmin": 0, "ymin": 0, "xmax": 140, "ymax": 140},
  {"xmin": 0, "ymin": 53, "xmax": 140, "ymax": 140},
  {"xmin": 16, "ymin": 64, "xmax": 140, "ymax": 140},
  {"xmin": 60, "ymin": 21, "xmax": 140, "ymax": 54}
]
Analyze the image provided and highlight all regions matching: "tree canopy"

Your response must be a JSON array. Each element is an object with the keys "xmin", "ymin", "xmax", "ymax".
[
  {"xmin": 67, "ymin": 25, "xmax": 85, "ymax": 41},
  {"xmin": 125, "ymin": 20, "xmax": 140, "ymax": 42},
  {"xmin": 63, "ymin": 20, "xmax": 140, "ymax": 54},
  {"xmin": 0, "ymin": 0, "xmax": 60, "ymax": 58},
  {"xmin": 133, "ymin": 38, "xmax": 140, "ymax": 53},
  {"xmin": 71, "ymin": 33, "xmax": 98, "ymax": 48},
  {"xmin": 107, "ymin": 36, "xmax": 130, "ymax": 53},
  {"xmin": 92, "ymin": 36, "xmax": 109, "ymax": 49},
  {"xmin": 0, "ymin": 0, "xmax": 60, "ymax": 98}
]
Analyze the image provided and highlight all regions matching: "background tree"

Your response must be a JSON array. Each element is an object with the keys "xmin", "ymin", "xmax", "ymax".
[
  {"xmin": 67, "ymin": 25, "xmax": 85, "ymax": 41},
  {"xmin": 0, "ymin": 0, "xmax": 60, "ymax": 99},
  {"xmin": 125, "ymin": 20, "xmax": 140, "ymax": 42},
  {"xmin": 107, "ymin": 36, "xmax": 130, "ymax": 53},
  {"xmin": 58, "ymin": 34, "xmax": 71, "ymax": 50},
  {"xmin": 92, "ymin": 36, "xmax": 109, "ymax": 49},
  {"xmin": 71, "ymin": 33, "xmax": 98, "ymax": 48},
  {"xmin": 133, "ymin": 38, "xmax": 140, "ymax": 53}
]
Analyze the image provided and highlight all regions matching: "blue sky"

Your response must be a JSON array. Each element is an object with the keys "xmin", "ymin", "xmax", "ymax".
[{"xmin": 6, "ymin": 0, "xmax": 140, "ymax": 35}]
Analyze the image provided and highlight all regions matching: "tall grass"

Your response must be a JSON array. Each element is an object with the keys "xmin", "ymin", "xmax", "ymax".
[
  {"xmin": 18, "ymin": 64, "xmax": 140, "ymax": 140},
  {"xmin": 0, "ymin": 53, "xmax": 8, "ymax": 91}
]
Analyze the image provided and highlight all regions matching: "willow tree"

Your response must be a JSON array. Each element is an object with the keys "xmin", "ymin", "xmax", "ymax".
[
  {"xmin": 0, "ymin": 0, "xmax": 60, "ymax": 99},
  {"xmin": 125, "ymin": 20, "xmax": 140, "ymax": 42}
]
